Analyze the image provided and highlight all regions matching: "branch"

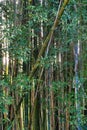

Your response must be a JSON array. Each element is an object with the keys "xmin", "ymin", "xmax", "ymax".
[{"xmin": 29, "ymin": 0, "xmax": 69, "ymax": 78}]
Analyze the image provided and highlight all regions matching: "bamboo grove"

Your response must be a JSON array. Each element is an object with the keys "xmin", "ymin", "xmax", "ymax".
[{"xmin": 0, "ymin": 0, "xmax": 87, "ymax": 130}]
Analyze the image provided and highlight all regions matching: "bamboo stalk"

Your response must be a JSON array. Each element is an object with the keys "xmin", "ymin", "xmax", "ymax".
[{"xmin": 10, "ymin": 0, "xmax": 70, "ymax": 125}]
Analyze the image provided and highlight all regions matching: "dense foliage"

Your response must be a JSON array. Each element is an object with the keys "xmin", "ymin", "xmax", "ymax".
[{"xmin": 0, "ymin": 0, "xmax": 87, "ymax": 130}]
